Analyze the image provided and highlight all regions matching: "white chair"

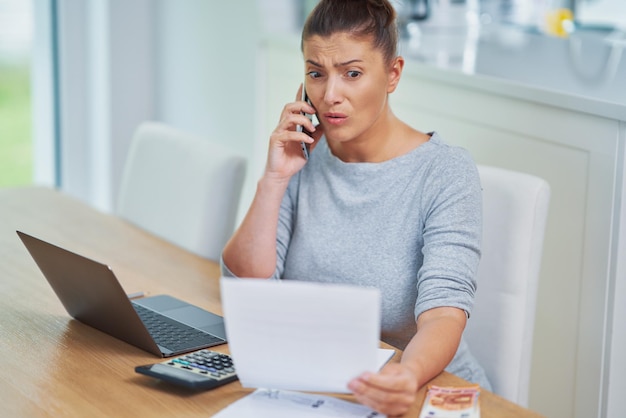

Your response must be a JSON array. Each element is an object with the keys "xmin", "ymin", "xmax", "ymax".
[
  {"xmin": 464, "ymin": 165, "xmax": 550, "ymax": 407},
  {"xmin": 116, "ymin": 121, "xmax": 247, "ymax": 261}
]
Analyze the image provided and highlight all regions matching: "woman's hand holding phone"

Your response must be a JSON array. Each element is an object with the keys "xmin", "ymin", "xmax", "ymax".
[{"xmin": 265, "ymin": 84, "xmax": 322, "ymax": 181}]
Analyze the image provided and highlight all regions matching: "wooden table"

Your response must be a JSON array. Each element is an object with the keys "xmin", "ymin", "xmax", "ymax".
[{"xmin": 0, "ymin": 187, "xmax": 544, "ymax": 417}]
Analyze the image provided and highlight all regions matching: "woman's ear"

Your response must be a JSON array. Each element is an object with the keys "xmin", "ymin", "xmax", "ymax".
[{"xmin": 387, "ymin": 56, "xmax": 404, "ymax": 93}]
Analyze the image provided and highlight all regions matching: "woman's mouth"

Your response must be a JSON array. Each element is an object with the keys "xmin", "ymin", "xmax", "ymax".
[{"xmin": 323, "ymin": 112, "xmax": 348, "ymax": 126}]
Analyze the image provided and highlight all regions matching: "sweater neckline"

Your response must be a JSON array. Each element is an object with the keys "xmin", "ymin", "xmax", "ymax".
[{"xmin": 321, "ymin": 132, "xmax": 441, "ymax": 172}]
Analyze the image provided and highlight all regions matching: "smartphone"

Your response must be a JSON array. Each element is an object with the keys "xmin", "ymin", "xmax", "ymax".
[{"xmin": 297, "ymin": 86, "xmax": 314, "ymax": 160}]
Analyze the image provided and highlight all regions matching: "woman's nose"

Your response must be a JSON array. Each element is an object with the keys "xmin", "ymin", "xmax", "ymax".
[{"xmin": 323, "ymin": 78, "xmax": 343, "ymax": 105}]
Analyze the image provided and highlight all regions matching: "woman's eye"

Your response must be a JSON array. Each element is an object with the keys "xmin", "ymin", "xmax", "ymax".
[
  {"xmin": 346, "ymin": 70, "xmax": 361, "ymax": 78},
  {"xmin": 307, "ymin": 71, "xmax": 321, "ymax": 79}
]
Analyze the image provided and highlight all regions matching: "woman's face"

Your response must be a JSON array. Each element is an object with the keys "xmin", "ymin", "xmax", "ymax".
[{"xmin": 302, "ymin": 32, "xmax": 402, "ymax": 151}]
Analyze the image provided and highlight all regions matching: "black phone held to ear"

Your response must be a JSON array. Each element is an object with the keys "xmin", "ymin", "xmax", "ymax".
[{"xmin": 297, "ymin": 85, "xmax": 314, "ymax": 160}]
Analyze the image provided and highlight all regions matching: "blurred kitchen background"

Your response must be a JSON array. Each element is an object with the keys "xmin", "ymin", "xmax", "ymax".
[{"xmin": 1, "ymin": 1, "xmax": 625, "ymax": 418}]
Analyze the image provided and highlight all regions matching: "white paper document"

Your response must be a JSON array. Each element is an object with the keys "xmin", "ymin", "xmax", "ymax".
[
  {"xmin": 220, "ymin": 277, "xmax": 387, "ymax": 393},
  {"xmin": 213, "ymin": 388, "xmax": 386, "ymax": 418}
]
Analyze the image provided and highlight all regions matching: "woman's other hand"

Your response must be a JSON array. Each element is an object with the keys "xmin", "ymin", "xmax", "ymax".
[
  {"xmin": 348, "ymin": 362, "xmax": 419, "ymax": 416},
  {"xmin": 348, "ymin": 307, "xmax": 467, "ymax": 416}
]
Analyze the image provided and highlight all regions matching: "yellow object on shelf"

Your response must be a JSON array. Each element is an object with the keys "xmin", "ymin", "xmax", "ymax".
[{"xmin": 545, "ymin": 8, "xmax": 574, "ymax": 38}]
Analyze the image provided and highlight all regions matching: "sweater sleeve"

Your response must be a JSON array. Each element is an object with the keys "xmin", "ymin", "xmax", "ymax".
[{"xmin": 414, "ymin": 148, "xmax": 482, "ymax": 319}]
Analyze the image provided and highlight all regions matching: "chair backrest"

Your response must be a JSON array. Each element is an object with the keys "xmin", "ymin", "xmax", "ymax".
[
  {"xmin": 116, "ymin": 122, "xmax": 247, "ymax": 261},
  {"xmin": 464, "ymin": 165, "xmax": 550, "ymax": 407}
]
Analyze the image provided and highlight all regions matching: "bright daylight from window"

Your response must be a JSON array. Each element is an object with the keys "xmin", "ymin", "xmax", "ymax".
[{"xmin": 0, "ymin": 0, "xmax": 33, "ymax": 188}]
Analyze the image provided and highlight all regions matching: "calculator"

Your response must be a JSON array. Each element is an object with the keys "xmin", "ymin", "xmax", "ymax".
[{"xmin": 135, "ymin": 349, "xmax": 238, "ymax": 390}]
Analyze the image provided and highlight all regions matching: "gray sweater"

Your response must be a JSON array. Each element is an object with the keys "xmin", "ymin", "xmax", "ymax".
[{"xmin": 223, "ymin": 132, "xmax": 490, "ymax": 388}]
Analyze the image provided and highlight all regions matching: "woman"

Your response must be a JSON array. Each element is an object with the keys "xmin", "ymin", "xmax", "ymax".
[{"xmin": 222, "ymin": 0, "xmax": 490, "ymax": 415}]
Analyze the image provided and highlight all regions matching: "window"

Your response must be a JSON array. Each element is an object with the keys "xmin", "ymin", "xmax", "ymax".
[{"xmin": 0, "ymin": 0, "xmax": 34, "ymax": 187}]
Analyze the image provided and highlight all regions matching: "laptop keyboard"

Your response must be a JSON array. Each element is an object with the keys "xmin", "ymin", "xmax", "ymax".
[{"xmin": 133, "ymin": 303, "xmax": 223, "ymax": 352}]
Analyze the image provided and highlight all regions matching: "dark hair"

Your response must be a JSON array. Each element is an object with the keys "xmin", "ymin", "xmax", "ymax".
[{"xmin": 301, "ymin": 0, "xmax": 399, "ymax": 65}]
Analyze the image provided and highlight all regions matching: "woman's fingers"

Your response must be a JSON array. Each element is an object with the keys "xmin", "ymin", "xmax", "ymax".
[
  {"xmin": 264, "ymin": 84, "xmax": 320, "ymax": 177},
  {"xmin": 348, "ymin": 364, "xmax": 419, "ymax": 416},
  {"xmin": 277, "ymin": 103, "xmax": 316, "ymax": 133}
]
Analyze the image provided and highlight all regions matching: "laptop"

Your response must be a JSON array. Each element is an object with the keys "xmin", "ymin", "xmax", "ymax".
[{"xmin": 17, "ymin": 230, "xmax": 227, "ymax": 358}]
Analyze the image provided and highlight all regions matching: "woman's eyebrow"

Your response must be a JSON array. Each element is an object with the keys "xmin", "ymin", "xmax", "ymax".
[
  {"xmin": 305, "ymin": 59, "xmax": 323, "ymax": 68},
  {"xmin": 335, "ymin": 59, "xmax": 363, "ymax": 67},
  {"xmin": 305, "ymin": 59, "xmax": 364, "ymax": 68}
]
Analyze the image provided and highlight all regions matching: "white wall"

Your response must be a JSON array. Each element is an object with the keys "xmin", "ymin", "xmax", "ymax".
[
  {"xmin": 152, "ymin": 0, "xmax": 259, "ymax": 221},
  {"xmin": 153, "ymin": 0, "xmax": 258, "ymax": 154},
  {"xmin": 56, "ymin": 0, "xmax": 154, "ymax": 211}
]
